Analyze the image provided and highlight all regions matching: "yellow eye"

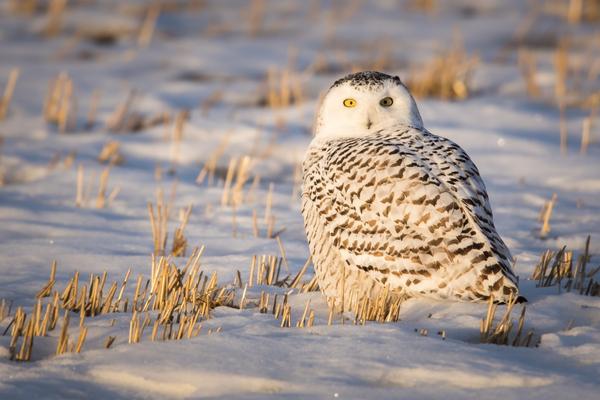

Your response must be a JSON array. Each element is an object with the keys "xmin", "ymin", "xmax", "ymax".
[
  {"xmin": 380, "ymin": 97, "xmax": 393, "ymax": 107},
  {"xmin": 343, "ymin": 98, "xmax": 357, "ymax": 108}
]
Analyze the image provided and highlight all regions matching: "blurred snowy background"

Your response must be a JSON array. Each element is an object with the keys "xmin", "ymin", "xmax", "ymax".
[{"xmin": 0, "ymin": 1, "xmax": 599, "ymax": 399}]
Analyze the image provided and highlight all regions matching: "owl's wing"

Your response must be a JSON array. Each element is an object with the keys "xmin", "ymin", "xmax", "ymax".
[
  {"xmin": 303, "ymin": 130, "xmax": 518, "ymax": 301},
  {"xmin": 419, "ymin": 131, "xmax": 515, "ymax": 268}
]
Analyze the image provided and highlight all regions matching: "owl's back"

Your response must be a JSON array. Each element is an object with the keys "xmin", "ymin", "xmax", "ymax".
[{"xmin": 301, "ymin": 125, "xmax": 520, "ymax": 310}]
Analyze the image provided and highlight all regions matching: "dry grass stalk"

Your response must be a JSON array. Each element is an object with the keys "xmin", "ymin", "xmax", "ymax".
[
  {"xmin": 280, "ymin": 304, "xmax": 292, "ymax": 328},
  {"xmin": 8, "ymin": 308, "xmax": 26, "ymax": 360},
  {"xmin": 231, "ymin": 156, "xmax": 253, "ymax": 206},
  {"xmin": 0, "ymin": 68, "xmax": 20, "ymax": 121},
  {"xmin": 138, "ymin": 2, "xmax": 161, "ymax": 48},
  {"xmin": 574, "ymin": 236, "xmax": 591, "ymax": 293},
  {"xmin": 8, "ymin": 0, "xmax": 39, "ymax": 15},
  {"xmin": 169, "ymin": 109, "xmax": 190, "ymax": 172},
  {"xmin": 408, "ymin": 39, "xmax": 478, "ymax": 100},
  {"xmin": 569, "ymin": 237, "xmax": 599, "ymax": 295},
  {"xmin": 58, "ymin": 269, "xmax": 122, "ymax": 317},
  {"xmin": 154, "ymin": 164, "xmax": 163, "ymax": 182},
  {"xmin": 220, "ymin": 157, "xmax": 237, "ymax": 206},
  {"xmin": 276, "ymin": 236, "xmax": 290, "ymax": 273},
  {"xmin": 231, "ymin": 204, "xmax": 238, "ymax": 237},
  {"xmin": 75, "ymin": 326, "xmax": 88, "ymax": 353},
  {"xmin": 11, "ymin": 316, "xmax": 35, "ymax": 361},
  {"xmin": 263, "ymin": 67, "xmax": 303, "ymax": 108},
  {"xmin": 247, "ymin": 174, "xmax": 261, "ymax": 205},
  {"xmin": 129, "ymin": 310, "xmax": 143, "ymax": 344},
  {"xmin": 29, "ymin": 247, "xmax": 228, "ymax": 351},
  {"xmin": 567, "ymin": 0, "xmax": 584, "ymax": 23},
  {"xmin": 300, "ymin": 275, "xmax": 319, "ymax": 293},
  {"xmin": 131, "ymin": 275, "xmax": 143, "ymax": 313},
  {"xmin": 220, "ymin": 155, "xmax": 254, "ymax": 206},
  {"xmin": 44, "ymin": 72, "xmax": 76, "ymax": 132},
  {"xmin": 532, "ymin": 246, "xmax": 569, "ymax": 286},
  {"xmin": 172, "ymin": 109, "xmax": 189, "ymax": 142},
  {"xmin": 98, "ymin": 141, "xmax": 124, "ymax": 165},
  {"xmin": 161, "ymin": 112, "xmax": 172, "ymax": 140},
  {"xmin": 239, "ymin": 284, "xmax": 248, "ymax": 310},
  {"xmin": 295, "ymin": 299, "xmax": 312, "ymax": 328},
  {"xmin": 19, "ymin": 318, "xmax": 35, "ymax": 360},
  {"xmin": 143, "ymin": 250, "xmax": 232, "ymax": 341},
  {"xmin": 49, "ymin": 292, "xmax": 60, "ymax": 331},
  {"xmin": 85, "ymin": 89, "xmax": 101, "ymax": 130},
  {"xmin": 554, "ymin": 40, "xmax": 570, "ymax": 151},
  {"xmin": 258, "ymin": 291, "xmax": 270, "ymax": 313},
  {"xmin": 532, "ymin": 237, "xmax": 600, "ymax": 296},
  {"xmin": 75, "ymin": 164, "xmax": 84, "ymax": 207},
  {"xmin": 289, "ymin": 257, "xmax": 311, "ymax": 289},
  {"xmin": 234, "ymin": 270, "xmax": 243, "ymax": 289},
  {"xmin": 196, "ymin": 135, "xmax": 230, "ymax": 185},
  {"xmin": 294, "ymin": 298, "xmax": 315, "ymax": 329},
  {"xmin": 559, "ymin": 102, "xmax": 568, "ymax": 154},
  {"xmin": 531, "ymin": 246, "xmax": 571, "ymax": 287},
  {"xmin": 539, "ymin": 193, "xmax": 557, "ymax": 238},
  {"xmin": 104, "ymin": 335, "xmax": 116, "ymax": 349},
  {"xmin": 44, "ymin": 0, "xmax": 68, "ymax": 37},
  {"xmin": 264, "ymin": 183, "xmax": 274, "ymax": 224},
  {"xmin": 480, "ymin": 295, "xmax": 533, "ymax": 346},
  {"xmin": 37, "ymin": 298, "xmax": 55, "ymax": 336},
  {"xmin": 148, "ymin": 191, "xmax": 169, "ymax": 256},
  {"xmin": 252, "ymin": 209, "xmax": 259, "ymax": 237},
  {"xmin": 247, "ymin": 0, "xmax": 266, "ymax": 37},
  {"xmin": 55, "ymin": 310, "xmax": 70, "ymax": 355},
  {"xmin": 406, "ymin": 0, "xmax": 437, "ymax": 13},
  {"xmin": 107, "ymin": 90, "xmax": 136, "ymax": 132},
  {"xmin": 60, "ymin": 270, "xmax": 78, "ymax": 310},
  {"xmin": 115, "ymin": 268, "xmax": 131, "ymax": 306},
  {"xmin": 350, "ymin": 286, "xmax": 403, "ymax": 325},
  {"xmin": 8, "ymin": 307, "xmax": 25, "ymax": 338},
  {"xmin": 95, "ymin": 165, "xmax": 112, "ymax": 208},
  {"xmin": 171, "ymin": 205, "xmax": 192, "ymax": 257},
  {"xmin": 518, "ymin": 49, "xmax": 541, "ymax": 98},
  {"xmin": 580, "ymin": 117, "xmax": 591, "ymax": 154},
  {"xmin": 58, "ymin": 77, "xmax": 73, "ymax": 133},
  {"xmin": 307, "ymin": 310, "xmax": 315, "ymax": 328},
  {"xmin": 36, "ymin": 260, "xmax": 57, "ymax": 298},
  {"xmin": 248, "ymin": 255, "xmax": 280, "ymax": 286},
  {"xmin": 248, "ymin": 256, "xmax": 256, "ymax": 287},
  {"xmin": 0, "ymin": 298, "xmax": 10, "ymax": 321},
  {"xmin": 554, "ymin": 41, "xmax": 569, "ymax": 98}
]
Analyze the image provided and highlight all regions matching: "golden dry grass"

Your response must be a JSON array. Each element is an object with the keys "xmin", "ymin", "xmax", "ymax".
[
  {"xmin": 480, "ymin": 295, "xmax": 534, "ymax": 347},
  {"xmin": 407, "ymin": 42, "xmax": 478, "ymax": 100},
  {"xmin": 3, "ymin": 246, "xmax": 241, "ymax": 361},
  {"xmin": 532, "ymin": 236, "xmax": 599, "ymax": 295},
  {"xmin": 0, "ymin": 68, "xmax": 19, "ymax": 121}
]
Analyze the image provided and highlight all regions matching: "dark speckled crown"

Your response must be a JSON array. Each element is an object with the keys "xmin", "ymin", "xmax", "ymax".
[{"xmin": 330, "ymin": 71, "xmax": 403, "ymax": 90}]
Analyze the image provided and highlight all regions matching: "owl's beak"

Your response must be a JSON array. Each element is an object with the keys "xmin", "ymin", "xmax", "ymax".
[{"xmin": 366, "ymin": 108, "xmax": 376, "ymax": 129}]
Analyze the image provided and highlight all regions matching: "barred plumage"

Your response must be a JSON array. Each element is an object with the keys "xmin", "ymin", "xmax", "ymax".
[{"xmin": 301, "ymin": 71, "xmax": 521, "ymax": 311}]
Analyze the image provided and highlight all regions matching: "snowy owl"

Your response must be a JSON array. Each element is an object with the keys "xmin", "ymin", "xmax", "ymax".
[{"xmin": 301, "ymin": 71, "xmax": 522, "ymax": 312}]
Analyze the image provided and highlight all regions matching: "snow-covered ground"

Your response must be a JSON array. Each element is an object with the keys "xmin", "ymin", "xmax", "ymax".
[{"xmin": 1, "ymin": 1, "xmax": 599, "ymax": 398}]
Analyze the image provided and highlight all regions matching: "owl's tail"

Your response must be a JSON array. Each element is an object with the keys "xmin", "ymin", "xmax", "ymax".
[{"xmin": 494, "ymin": 295, "xmax": 527, "ymax": 305}]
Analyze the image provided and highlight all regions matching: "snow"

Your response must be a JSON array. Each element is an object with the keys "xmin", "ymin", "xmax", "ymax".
[{"xmin": 1, "ymin": 0, "xmax": 599, "ymax": 399}]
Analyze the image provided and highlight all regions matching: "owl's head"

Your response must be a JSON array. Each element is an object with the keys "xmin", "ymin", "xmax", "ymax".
[{"xmin": 314, "ymin": 71, "xmax": 423, "ymax": 139}]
